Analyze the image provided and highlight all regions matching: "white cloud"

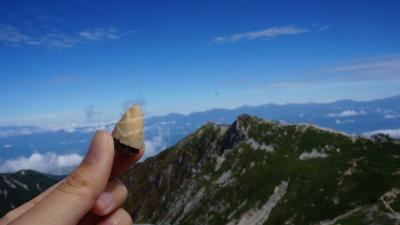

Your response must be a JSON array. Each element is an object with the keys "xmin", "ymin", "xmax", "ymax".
[
  {"xmin": 0, "ymin": 23, "xmax": 131, "ymax": 48},
  {"xmin": 143, "ymin": 133, "xmax": 167, "ymax": 159},
  {"xmin": 0, "ymin": 152, "xmax": 83, "ymax": 175},
  {"xmin": 213, "ymin": 25, "xmax": 308, "ymax": 43},
  {"xmin": 364, "ymin": 129, "xmax": 400, "ymax": 139},
  {"xmin": 328, "ymin": 110, "xmax": 365, "ymax": 118},
  {"xmin": 3, "ymin": 144, "xmax": 13, "ymax": 148}
]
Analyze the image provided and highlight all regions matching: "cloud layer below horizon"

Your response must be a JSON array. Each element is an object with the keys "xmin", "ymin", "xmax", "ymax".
[
  {"xmin": 0, "ymin": 152, "xmax": 83, "ymax": 175},
  {"xmin": 0, "ymin": 131, "xmax": 168, "ymax": 174}
]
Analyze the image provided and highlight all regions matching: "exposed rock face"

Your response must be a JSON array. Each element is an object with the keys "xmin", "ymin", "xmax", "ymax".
[{"xmin": 122, "ymin": 115, "xmax": 400, "ymax": 225}]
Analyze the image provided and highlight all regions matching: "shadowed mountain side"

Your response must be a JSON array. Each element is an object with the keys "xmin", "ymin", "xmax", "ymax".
[{"xmin": 0, "ymin": 170, "xmax": 63, "ymax": 216}]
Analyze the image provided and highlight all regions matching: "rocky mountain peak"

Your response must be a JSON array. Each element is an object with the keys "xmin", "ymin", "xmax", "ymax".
[{"xmin": 121, "ymin": 114, "xmax": 400, "ymax": 225}]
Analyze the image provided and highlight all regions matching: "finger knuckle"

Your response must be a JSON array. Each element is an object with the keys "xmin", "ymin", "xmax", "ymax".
[{"xmin": 57, "ymin": 167, "xmax": 95, "ymax": 202}]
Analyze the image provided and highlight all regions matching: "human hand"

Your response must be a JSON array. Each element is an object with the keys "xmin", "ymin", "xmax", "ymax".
[{"xmin": 0, "ymin": 131, "xmax": 144, "ymax": 225}]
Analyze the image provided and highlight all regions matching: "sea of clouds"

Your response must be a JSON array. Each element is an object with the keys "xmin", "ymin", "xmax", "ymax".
[{"xmin": 0, "ymin": 131, "xmax": 168, "ymax": 175}]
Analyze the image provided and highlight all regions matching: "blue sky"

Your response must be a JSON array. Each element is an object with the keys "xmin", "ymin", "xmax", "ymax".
[{"xmin": 0, "ymin": 0, "xmax": 400, "ymax": 127}]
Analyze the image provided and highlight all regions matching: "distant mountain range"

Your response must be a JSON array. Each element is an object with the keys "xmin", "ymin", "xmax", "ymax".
[
  {"xmin": 121, "ymin": 114, "xmax": 400, "ymax": 224},
  {"xmin": 0, "ymin": 170, "xmax": 62, "ymax": 216},
  {"xmin": 1, "ymin": 95, "xmax": 399, "ymax": 174}
]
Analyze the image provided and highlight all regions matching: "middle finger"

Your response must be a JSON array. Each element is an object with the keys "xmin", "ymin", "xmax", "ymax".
[{"xmin": 91, "ymin": 178, "xmax": 128, "ymax": 216}]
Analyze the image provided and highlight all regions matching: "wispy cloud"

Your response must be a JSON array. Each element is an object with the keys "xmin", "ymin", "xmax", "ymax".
[
  {"xmin": 323, "ymin": 55, "xmax": 400, "ymax": 73},
  {"xmin": 318, "ymin": 24, "xmax": 331, "ymax": 31},
  {"xmin": 231, "ymin": 54, "xmax": 400, "ymax": 91},
  {"xmin": 79, "ymin": 28, "xmax": 121, "ymax": 41},
  {"xmin": 0, "ymin": 23, "xmax": 133, "ymax": 48},
  {"xmin": 312, "ymin": 23, "xmax": 331, "ymax": 32},
  {"xmin": 84, "ymin": 105, "xmax": 101, "ymax": 123},
  {"xmin": 320, "ymin": 55, "xmax": 400, "ymax": 82},
  {"xmin": 213, "ymin": 25, "xmax": 309, "ymax": 43},
  {"xmin": 0, "ymin": 24, "xmax": 78, "ymax": 48},
  {"xmin": 287, "ymin": 55, "xmax": 400, "ymax": 85},
  {"xmin": 0, "ymin": 24, "xmax": 31, "ymax": 44},
  {"xmin": 121, "ymin": 96, "xmax": 146, "ymax": 113}
]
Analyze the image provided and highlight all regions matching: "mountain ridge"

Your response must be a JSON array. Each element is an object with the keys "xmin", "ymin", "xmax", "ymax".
[{"xmin": 121, "ymin": 114, "xmax": 400, "ymax": 225}]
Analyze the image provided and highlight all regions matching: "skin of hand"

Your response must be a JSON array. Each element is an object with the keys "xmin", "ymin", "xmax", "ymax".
[{"xmin": 0, "ymin": 131, "xmax": 144, "ymax": 225}]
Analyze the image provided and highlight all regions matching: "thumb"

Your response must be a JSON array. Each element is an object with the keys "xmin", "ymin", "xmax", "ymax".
[{"xmin": 11, "ymin": 131, "xmax": 115, "ymax": 225}]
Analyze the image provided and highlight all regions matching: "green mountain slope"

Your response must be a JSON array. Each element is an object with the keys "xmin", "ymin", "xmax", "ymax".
[
  {"xmin": 0, "ymin": 170, "xmax": 61, "ymax": 217},
  {"xmin": 122, "ymin": 114, "xmax": 400, "ymax": 225}
]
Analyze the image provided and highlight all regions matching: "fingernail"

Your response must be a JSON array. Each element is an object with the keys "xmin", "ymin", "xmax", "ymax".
[{"xmin": 97, "ymin": 192, "xmax": 114, "ymax": 210}]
